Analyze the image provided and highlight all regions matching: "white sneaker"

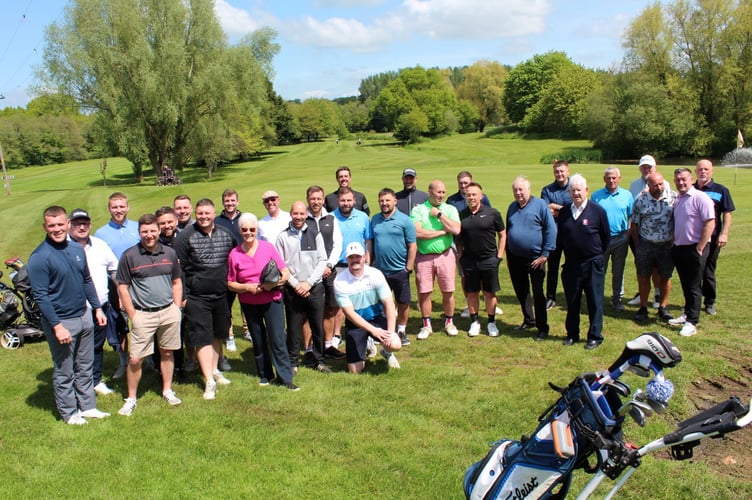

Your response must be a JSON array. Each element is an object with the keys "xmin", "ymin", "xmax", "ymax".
[
  {"xmin": 112, "ymin": 364, "xmax": 127, "ymax": 379},
  {"xmin": 468, "ymin": 321, "xmax": 481, "ymax": 337},
  {"xmin": 460, "ymin": 307, "xmax": 470, "ymax": 318},
  {"xmin": 366, "ymin": 337, "xmax": 377, "ymax": 358},
  {"xmin": 679, "ymin": 323, "xmax": 697, "ymax": 337},
  {"xmin": 213, "ymin": 369, "xmax": 231, "ymax": 385},
  {"xmin": 668, "ymin": 314, "xmax": 687, "ymax": 326},
  {"xmin": 184, "ymin": 357, "xmax": 198, "ymax": 372},
  {"xmin": 219, "ymin": 355, "xmax": 231, "ymax": 372},
  {"xmin": 331, "ymin": 335, "xmax": 342, "ymax": 348},
  {"xmin": 445, "ymin": 323, "xmax": 459, "ymax": 336},
  {"xmin": 66, "ymin": 414, "xmax": 88, "ymax": 425},
  {"xmin": 118, "ymin": 398, "xmax": 137, "ymax": 416},
  {"xmin": 495, "ymin": 306, "xmax": 503, "ymax": 315},
  {"xmin": 162, "ymin": 389, "xmax": 182, "ymax": 406},
  {"xmin": 381, "ymin": 348, "xmax": 400, "ymax": 369},
  {"xmin": 626, "ymin": 294, "xmax": 642, "ymax": 306},
  {"xmin": 94, "ymin": 382, "xmax": 115, "ymax": 395},
  {"xmin": 417, "ymin": 327, "xmax": 432, "ymax": 340},
  {"xmin": 243, "ymin": 330, "xmax": 252, "ymax": 341},
  {"xmin": 79, "ymin": 408, "xmax": 111, "ymax": 419},
  {"xmin": 226, "ymin": 337, "xmax": 237, "ymax": 352},
  {"xmin": 203, "ymin": 380, "xmax": 217, "ymax": 400},
  {"xmin": 487, "ymin": 322, "xmax": 500, "ymax": 337}
]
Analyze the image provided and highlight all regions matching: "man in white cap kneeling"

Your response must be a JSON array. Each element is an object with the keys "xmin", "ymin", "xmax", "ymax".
[{"xmin": 333, "ymin": 242, "xmax": 402, "ymax": 373}]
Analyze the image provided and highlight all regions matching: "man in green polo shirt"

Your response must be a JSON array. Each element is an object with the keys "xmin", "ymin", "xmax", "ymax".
[{"xmin": 410, "ymin": 180, "xmax": 461, "ymax": 340}]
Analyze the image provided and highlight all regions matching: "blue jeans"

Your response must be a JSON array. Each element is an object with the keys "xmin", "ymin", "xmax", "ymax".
[
  {"xmin": 241, "ymin": 300, "xmax": 293, "ymax": 385},
  {"xmin": 42, "ymin": 312, "xmax": 96, "ymax": 421}
]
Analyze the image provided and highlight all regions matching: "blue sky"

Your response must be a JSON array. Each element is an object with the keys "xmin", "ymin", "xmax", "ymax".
[{"xmin": 0, "ymin": 0, "xmax": 659, "ymax": 109}]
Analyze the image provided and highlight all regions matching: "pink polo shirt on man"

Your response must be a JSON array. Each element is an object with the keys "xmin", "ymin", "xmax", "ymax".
[{"xmin": 673, "ymin": 187, "xmax": 714, "ymax": 246}]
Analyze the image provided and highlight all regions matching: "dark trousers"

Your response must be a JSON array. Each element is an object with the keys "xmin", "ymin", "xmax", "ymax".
[
  {"xmin": 507, "ymin": 252, "xmax": 548, "ymax": 333},
  {"xmin": 546, "ymin": 244, "xmax": 564, "ymax": 301},
  {"xmin": 241, "ymin": 300, "xmax": 293, "ymax": 385},
  {"xmin": 284, "ymin": 283, "xmax": 325, "ymax": 368},
  {"xmin": 701, "ymin": 240, "xmax": 722, "ymax": 307},
  {"xmin": 562, "ymin": 256, "xmax": 605, "ymax": 341},
  {"xmin": 672, "ymin": 244, "xmax": 708, "ymax": 325}
]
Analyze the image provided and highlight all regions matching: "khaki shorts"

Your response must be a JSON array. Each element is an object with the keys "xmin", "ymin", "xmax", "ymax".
[{"xmin": 128, "ymin": 303, "xmax": 181, "ymax": 360}]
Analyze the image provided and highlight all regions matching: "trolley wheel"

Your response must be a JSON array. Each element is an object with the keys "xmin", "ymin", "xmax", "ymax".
[{"xmin": 1, "ymin": 330, "xmax": 21, "ymax": 349}]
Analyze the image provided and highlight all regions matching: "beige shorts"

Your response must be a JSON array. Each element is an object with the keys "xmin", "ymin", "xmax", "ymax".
[{"xmin": 128, "ymin": 303, "xmax": 181, "ymax": 360}]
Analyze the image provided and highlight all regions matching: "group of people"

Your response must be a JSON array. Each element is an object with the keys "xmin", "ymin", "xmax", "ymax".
[{"xmin": 26, "ymin": 157, "xmax": 733, "ymax": 425}]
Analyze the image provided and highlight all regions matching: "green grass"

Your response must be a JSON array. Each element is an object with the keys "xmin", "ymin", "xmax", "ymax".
[{"xmin": 1, "ymin": 133, "xmax": 751, "ymax": 498}]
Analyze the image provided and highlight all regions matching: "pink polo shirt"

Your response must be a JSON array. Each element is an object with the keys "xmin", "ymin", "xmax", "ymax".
[
  {"xmin": 227, "ymin": 241, "xmax": 287, "ymax": 305},
  {"xmin": 673, "ymin": 187, "xmax": 714, "ymax": 246}
]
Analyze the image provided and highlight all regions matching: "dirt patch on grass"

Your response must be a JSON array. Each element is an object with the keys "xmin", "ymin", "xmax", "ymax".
[{"xmin": 661, "ymin": 362, "xmax": 752, "ymax": 478}]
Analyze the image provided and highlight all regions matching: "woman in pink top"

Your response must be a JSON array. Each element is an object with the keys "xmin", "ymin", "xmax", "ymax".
[{"xmin": 227, "ymin": 213, "xmax": 298, "ymax": 391}]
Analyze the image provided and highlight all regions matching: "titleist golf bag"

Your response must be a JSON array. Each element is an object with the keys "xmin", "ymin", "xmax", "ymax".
[
  {"xmin": 465, "ymin": 332, "xmax": 752, "ymax": 499},
  {"xmin": 464, "ymin": 332, "xmax": 683, "ymax": 499}
]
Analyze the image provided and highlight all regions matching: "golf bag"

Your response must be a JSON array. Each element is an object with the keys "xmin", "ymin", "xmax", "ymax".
[
  {"xmin": 1, "ymin": 257, "xmax": 44, "ymax": 349},
  {"xmin": 464, "ymin": 332, "xmax": 683, "ymax": 500}
]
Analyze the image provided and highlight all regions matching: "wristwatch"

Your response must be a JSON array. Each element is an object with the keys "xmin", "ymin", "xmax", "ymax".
[{"xmin": 436, "ymin": 212, "xmax": 442, "ymax": 219}]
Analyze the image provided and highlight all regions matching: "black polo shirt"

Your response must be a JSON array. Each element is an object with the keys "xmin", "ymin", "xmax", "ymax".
[{"xmin": 458, "ymin": 204, "xmax": 505, "ymax": 268}]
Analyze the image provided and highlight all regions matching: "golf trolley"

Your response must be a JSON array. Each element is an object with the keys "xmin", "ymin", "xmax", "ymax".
[
  {"xmin": 464, "ymin": 332, "xmax": 752, "ymax": 499},
  {"xmin": 0, "ymin": 257, "xmax": 44, "ymax": 349}
]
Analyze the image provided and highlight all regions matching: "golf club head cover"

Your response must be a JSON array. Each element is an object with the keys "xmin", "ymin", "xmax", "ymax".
[
  {"xmin": 608, "ymin": 332, "xmax": 682, "ymax": 375},
  {"xmin": 647, "ymin": 378, "xmax": 674, "ymax": 404}
]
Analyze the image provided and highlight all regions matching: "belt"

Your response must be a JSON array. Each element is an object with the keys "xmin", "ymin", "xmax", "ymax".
[{"xmin": 134, "ymin": 303, "xmax": 172, "ymax": 312}]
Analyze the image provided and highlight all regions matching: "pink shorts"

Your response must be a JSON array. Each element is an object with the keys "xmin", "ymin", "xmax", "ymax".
[{"xmin": 415, "ymin": 249, "xmax": 456, "ymax": 294}]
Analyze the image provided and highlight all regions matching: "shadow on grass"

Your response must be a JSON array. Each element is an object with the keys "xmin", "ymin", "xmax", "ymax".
[{"xmin": 27, "ymin": 367, "xmax": 59, "ymax": 419}]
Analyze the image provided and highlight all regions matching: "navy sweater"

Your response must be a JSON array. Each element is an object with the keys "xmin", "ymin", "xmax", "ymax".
[
  {"xmin": 557, "ymin": 202, "xmax": 610, "ymax": 262},
  {"xmin": 28, "ymin": 238, "xmax": 101, "ymax": 326}
]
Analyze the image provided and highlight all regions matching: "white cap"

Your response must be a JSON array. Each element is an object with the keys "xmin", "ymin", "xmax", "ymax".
[
  {"xmin": 638, "ymin": 155, "xmax": 656, "ymax": 168},
  {"xmin": 345, "ymin": 241, "xmax": 365, "ymax": 257}
]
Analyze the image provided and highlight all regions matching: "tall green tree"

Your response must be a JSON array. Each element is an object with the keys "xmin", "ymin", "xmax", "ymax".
[
  {"xmin": 502, "ymin": 51, "xmax": 573, "ymax": 123},
  {"xmin": 39, "ymin": 0, "xmax": 275, "ymax": 178},
  {"xmin": 457, "ymin": 60, "xmax": 507, "ymax": 131}
]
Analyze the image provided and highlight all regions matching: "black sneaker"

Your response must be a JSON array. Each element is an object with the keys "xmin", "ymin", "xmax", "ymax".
[
  {"xmin": 545, "ymin": 299, "xmax": 556, "ymax": 310},
  {"xmin": 285, "ymin": 383, "xmax": 300, "ymax": 392},
  {"xmin": 301, "ymin": 352, "xmax": 316, "ymax": 368},
  {"xmin": 324, "ymin": 346, "xmax": 346, "ymax": 360},
  {"xmin": 399, "ymin": 332, "xmax": 410, "ymax": 346},
  {"xmin": 634, "ymin": 307, "xmax": 648, "ymax": 322},
  {"xmin": 658, "ymin": 306, "xmax": 674, "ymax": 321}
]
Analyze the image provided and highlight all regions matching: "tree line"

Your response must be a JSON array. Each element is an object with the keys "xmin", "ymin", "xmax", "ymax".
[{"xmin": 0, "ymin": 0, "xmax": 748, "ymax": 175}]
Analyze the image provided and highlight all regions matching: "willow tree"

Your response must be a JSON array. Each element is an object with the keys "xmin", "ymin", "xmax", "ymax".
[{"xmin": 39, "ymin": 0, "xmax": 275, "ymax": 178}]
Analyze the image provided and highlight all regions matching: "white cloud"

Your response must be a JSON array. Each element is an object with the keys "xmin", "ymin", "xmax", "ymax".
[
  {"xmin": 401, "ymin": 0, "xmax": 551, "ymax": 39},
  {"xmin": 215, "ymin": 0, "xmax": 261, "ymax": 38},
  {"xmin": 288, "ymin": 15, "xmax": 402, "ymax": 51}
]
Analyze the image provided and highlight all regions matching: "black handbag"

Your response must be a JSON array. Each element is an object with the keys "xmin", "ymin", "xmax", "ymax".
[{"xmin": 260, "ymin": 258, "xmax": 282, "ymax": 287}]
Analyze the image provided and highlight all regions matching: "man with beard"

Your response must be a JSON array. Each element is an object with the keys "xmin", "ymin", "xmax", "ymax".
[
  {"xmin": 395, "ymin": 168, "xmax": 428, "ymax": 215},
  {"xmin": 173, "ymin": 199, "xmax": 238, "ymax": 400},
  {"xmin": 371, "ymin": 188, "xmax": 417, "ymax": 346},
  {"xmin": 558, "ymin": 174, "xmax": 610, "ymax": 350},
  {"xmin": 276, "ymin": 201, "xmax": 331, "ymax": 373},
  {"xmin": 116, "ymin": 214, "xmax": 183, "ymax": 416},
  {"xmin": 325, "ymin": 166, "xmax": 370, "ymax": 215},
  {"xmin": 155, "ymin": 207, "xmax": 179, "ymax": 246},
  {"xmin": 305, "ymin": 186, "xmax": 346, "ymax": 361},
  {"xmin": 68, "ymin": 208, "xmax": 119, "ymax": 396}
]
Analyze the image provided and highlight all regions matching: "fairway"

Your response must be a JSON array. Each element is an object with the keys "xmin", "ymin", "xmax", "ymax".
[{"xmin": 1, "ymin": 133, "xmax": 751, "ymax": 499}]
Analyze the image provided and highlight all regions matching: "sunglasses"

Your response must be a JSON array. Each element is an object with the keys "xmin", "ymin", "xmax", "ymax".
[{"xmin": 240, "ymin": 227, "xmax": 257, "ymax": 233}]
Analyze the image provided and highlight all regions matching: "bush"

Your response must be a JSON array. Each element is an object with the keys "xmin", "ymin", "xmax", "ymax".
[{"xmin": 539, "ymin": 148, "xmax": 602, "ymax": 164}]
